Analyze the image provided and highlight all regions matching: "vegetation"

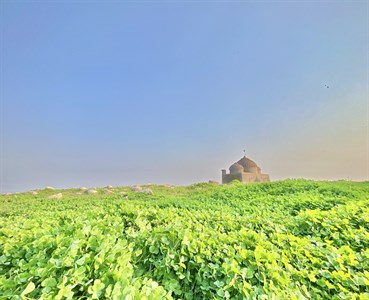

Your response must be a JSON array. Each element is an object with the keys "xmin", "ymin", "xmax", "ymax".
[{"xmin": 1, "ymin": 179, "xmax": 369, "ymax": 299}]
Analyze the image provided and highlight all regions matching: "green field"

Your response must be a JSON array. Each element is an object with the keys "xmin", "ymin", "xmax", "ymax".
[{"xmin": 1, "ymin": 180, "xmax": 369, "ymax": 299}]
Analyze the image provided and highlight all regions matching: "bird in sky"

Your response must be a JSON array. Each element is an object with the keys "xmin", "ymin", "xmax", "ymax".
[{"xmin": 324, "ymin": 84, "xmax": 330, "ymax": 88}]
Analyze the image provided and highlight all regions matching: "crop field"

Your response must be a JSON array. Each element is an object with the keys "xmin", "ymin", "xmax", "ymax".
[{"xmin": 1, "ymin": 179, "xmax": 369, "ymax": 299}]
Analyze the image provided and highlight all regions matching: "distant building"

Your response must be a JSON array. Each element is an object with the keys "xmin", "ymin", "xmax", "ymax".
[{"xmin": 222, "ymin": 156, "xmax": 270, "ymax": 184}]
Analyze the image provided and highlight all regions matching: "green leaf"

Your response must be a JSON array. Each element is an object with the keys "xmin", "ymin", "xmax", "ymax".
[
  {"xmin": 21, "ymin": 282, "xmax": 35, "ymax": 295},
  {"xmin": 308, "ymin": 273, "xmax": 316, "ymax": 282},
  {"xmin": 217, "ymin": 288, "xmax": 225, "ymax": 297},
  {"xmin": 179, "ymin": 262, "xmax": 186, "ymax": 269},
  {"xmin": 245, "ymin": 268, "xmax": 254, "ymax": 279},
  {"xmin": 214, "ymin": 281, "xmax": 224, "ymax": 288},
  {"xmin": 75, "ymin": 256, "xmax": 85, "ymax": 265},
  {"xmin": 149, "ymin": 245, "xmax": 159, "ymax": 254},
  {"xmin": 41, "ymin": 278, "xmax": 57, "ymax": 288},
  {"xmin": 57, "ymin": 285, "xmax": 74, "ymax": 300},
  {"xmin": 88, "ymin": 279, "xmax": 106, "ymax": 299}
]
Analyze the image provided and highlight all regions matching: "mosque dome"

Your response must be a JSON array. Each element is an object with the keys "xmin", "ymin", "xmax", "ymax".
[
  {"xmin": 236, "ymin": 156, "xmax": 260, "ymax": 173},
  {"xmin": 229, "ymin": 163, "xmax": 243, "ymax": 174}
]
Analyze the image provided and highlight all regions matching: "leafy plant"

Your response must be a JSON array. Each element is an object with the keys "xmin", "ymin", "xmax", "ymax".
[{"xmin": 1, "ymin": 180, "xmax": 368, "ymax": 299}]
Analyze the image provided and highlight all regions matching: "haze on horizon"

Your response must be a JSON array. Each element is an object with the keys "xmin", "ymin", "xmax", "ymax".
[{"xmin": 1, "ymin": 1, "xmax": 368, "ymax": 193}]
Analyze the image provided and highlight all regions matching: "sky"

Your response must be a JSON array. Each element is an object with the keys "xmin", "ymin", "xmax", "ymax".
[{"xmin": 1, "ymin": 1, "xmax": 368, "ymax": 192}]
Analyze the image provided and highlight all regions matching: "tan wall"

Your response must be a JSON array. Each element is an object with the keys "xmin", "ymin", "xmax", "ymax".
[
  {"xmin": 259, "ymin": 174, "xmax": 270, "ymax": 182},
  {"xmin": 222, "ymin": 173, "xmax": 242, "ymax": 184},
  {"xmin": 222, "ymin": 171, "xmax": 270, "ymax": 184},
  {"xmin": 241, "ymin": 173, "xmax": 257, "ymax": 182}
]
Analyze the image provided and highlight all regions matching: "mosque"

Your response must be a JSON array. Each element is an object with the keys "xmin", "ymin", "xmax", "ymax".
[{"xmin": 222, "ymin": 156, "xmax": 270, "ymax": 184}]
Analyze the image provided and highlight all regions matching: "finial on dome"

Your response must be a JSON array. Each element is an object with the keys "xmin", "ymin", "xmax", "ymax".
[{"xmin": 243, "ymin": 149, "xmax": 246, "ymax": 157}]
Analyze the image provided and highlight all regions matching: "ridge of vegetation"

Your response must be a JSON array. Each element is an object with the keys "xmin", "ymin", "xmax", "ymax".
[{"xmin": 1, "ymin": 179, "xmax": 369, "ymax": 299}]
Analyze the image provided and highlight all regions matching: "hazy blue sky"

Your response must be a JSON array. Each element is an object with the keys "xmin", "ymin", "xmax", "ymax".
[{"xmin": 1, "ymin": 1, "xmax": 368, "ymax": 192}]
